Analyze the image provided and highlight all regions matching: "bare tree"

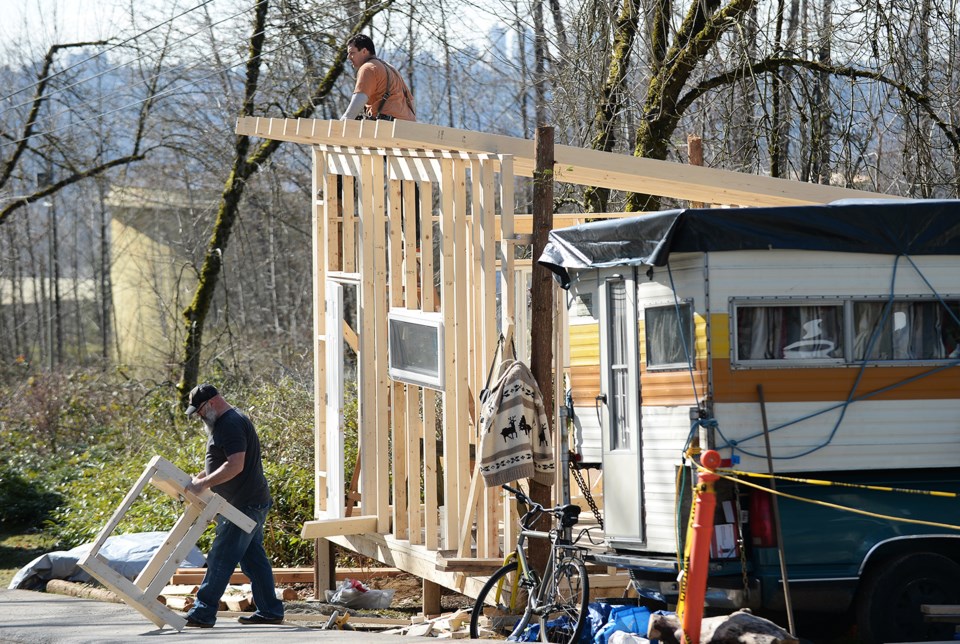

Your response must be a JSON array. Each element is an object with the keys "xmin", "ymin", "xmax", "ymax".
[
  {"xmin": 176, "ymin": 0, "xmax": 389, "ymax": 403},
  {"xmin": 0, "ymin": 42, "xmax": 161, "ymax": 226},
  {"xmin": 583, "ymin": 0, "xmax": 642, "ymax": 212}
]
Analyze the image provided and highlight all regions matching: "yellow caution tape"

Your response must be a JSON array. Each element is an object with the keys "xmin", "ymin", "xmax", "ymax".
[
  {"xmin": 715, "ymin": 472, "xmax": 960, "ymax": 532},
  {"xmin": 717, "ymin": 468, "xmax": 959, "ymax": 498}
]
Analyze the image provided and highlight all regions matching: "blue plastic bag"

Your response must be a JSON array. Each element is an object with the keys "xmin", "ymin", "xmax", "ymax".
[{"xmin": 594, "ymin": 605, "xmax": 652, "ymax": 644}]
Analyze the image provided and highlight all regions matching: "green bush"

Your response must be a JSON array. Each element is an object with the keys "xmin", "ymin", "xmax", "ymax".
[
  {"xmin": 0, "ymin": 467, "xmax": 63, "ymax": 530},
  {"xmin": 0, "ymin": 370, "xmax": 319, "ymax": 568}
]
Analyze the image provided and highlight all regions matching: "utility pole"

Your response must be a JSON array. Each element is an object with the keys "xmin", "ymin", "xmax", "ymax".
[
  {"xmin": 38, "ymin": 170, "xmax": 62, "ymax": 368},
  {"xmin": 528, "ymin": 125, "xmax": 555, "ymax": 571}
]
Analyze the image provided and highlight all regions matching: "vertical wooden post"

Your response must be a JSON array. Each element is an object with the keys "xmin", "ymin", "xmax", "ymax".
[
  {"xmin": 312, "ymin": 147, "xmax": 329, "ymax": 598},
  {"xmin": 313, "ymin": 538, "xmax": 335, "ymax": 599},
  {"xmin": 423, "ymin": 579, "xmax": 443, "ymax": 617},
  {"xmin": 529, "ymin": 125, "xmax": 555, "ymax": 570},
  {"xmin": 687, "ymin": 135, "xmax": 705, "ymax": 209}
]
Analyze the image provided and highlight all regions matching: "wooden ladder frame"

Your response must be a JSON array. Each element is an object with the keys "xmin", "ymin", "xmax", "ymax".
[{"xmin": 77, "ymin": 455, "xmax": 256, "ymax": 631}]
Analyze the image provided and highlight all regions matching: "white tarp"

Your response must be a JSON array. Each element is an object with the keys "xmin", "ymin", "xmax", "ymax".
[{"xmin": 8, "ymin": 531, "xmax": 205, "ymax": 590}]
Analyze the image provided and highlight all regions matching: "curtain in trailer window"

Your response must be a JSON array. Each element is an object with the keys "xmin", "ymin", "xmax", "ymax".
[
  {"xmin": 646, "ymin": 303, "xmax": 693, "ymax": 368},
  {"xmin": 737, "ymin": 305, "xmax": 843, "ymax": 361},
  {"xmin": 853, "ymin": 301, "xmax": 960, "ymax": 360}
]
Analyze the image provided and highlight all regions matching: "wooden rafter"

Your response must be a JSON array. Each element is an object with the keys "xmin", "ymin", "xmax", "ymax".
[{"xmin": 236, "ymin": 116, "xmax": 902, "ymax": 207}]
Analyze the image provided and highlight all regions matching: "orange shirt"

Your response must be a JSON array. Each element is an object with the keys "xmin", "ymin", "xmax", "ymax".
[{"xmin": 354, "ymin": 58, "xmax": 416, "ymax": 121}]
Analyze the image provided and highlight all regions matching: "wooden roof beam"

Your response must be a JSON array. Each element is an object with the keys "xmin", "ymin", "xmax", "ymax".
[{"xmin": 236, "ymin": 116, "xmax": 903, "ymax": 207}]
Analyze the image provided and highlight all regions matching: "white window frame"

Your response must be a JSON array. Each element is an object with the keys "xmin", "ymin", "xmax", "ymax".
[
  {"xmin": 730, "ymin": 294, "xmax": 960, "ymax": 369},
  {"xmin": 387, "ymin": 308, "xmax": 445, "ymax": 390},
  {"xmin": 643, "ymin": 298, "xmax": 695, "ymax": 371},
  {"xmin": 850, "ymin": 295, "xmax": 960, "ymax": 363},
  {"xmin": 730, "ymin": 296, "xmax": 847, "ymax": 369}
]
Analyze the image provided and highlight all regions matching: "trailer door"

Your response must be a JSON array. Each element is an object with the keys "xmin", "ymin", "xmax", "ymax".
[{"xmin": 598, "ymin": 269, "xmax": 644, "ymax": 546}]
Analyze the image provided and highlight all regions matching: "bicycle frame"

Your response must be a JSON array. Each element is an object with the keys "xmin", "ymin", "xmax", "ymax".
[{"xmin": 488, "ymin": 493, "xmax": 584, "ymax": 637}]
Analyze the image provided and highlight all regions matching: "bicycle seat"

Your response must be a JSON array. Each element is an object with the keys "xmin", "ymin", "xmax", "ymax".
[{"xmin": 559, "ymin": 504, "xmax": 581, "ymax": 528}]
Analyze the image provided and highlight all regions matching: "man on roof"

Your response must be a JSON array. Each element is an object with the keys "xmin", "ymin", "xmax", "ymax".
[{"xmin": 340, "ymin": 34, "xmax": 416, "ymax": 122}]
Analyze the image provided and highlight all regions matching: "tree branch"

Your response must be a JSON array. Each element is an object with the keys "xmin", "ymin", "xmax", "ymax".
[
  {"xmin": 0, "ymin": 41, "xmax": 108, "ymax": 188},
  {"xmin": 675, "ymin": 56, "xmax": 960, "ymax": 154}
]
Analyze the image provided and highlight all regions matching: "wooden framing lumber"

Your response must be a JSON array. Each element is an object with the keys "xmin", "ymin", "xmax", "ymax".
[
  {"xmin": 421, "ymin": 178, "xmax": 440, "ymax": 551},
  {"xmin": 436, "ymin": 557, "xmax": 506, "ymax": 573},
  {"xmin": 477, "ymin": 158, "xmax": 500, "ymax": 558},
  {"xmin": 371, "ymin": 154, "xmax": 391, "ymax": 533},
  {"xmin": 301, "ymin": 515, "xmax": 379, "ymax": 539},
  {"xmin": 76, "ymin": 456, "xmax": 255, "ymax": 631},
  {"xmin": 439, "ymin": 157, "xmax": 459, "ymax": 548},
  {"xmin": 389, "ymin": 177, "xmax": 409, "ymax": 542},
  {"xmin": 313, "ymin": 147, "xmax": 328, "ymax": 516},
  {"xmin": 235, "ymin": 117, "xmax": 903, "ymax": 207}
]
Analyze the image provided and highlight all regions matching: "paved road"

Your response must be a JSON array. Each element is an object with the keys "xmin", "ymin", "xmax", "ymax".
[{"xmin": 0, "ymin": 589, "xmax": 441, "ymax": 643}]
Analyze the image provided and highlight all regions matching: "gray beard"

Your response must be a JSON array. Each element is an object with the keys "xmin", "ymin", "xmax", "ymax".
[{"xmin": 202, "ymin": 419, "xmax": 214, "ymax": 435}]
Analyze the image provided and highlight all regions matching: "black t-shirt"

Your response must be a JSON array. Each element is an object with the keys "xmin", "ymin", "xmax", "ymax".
[{"xmin": 205, "ymin": 408, "xmax": 271, "ymax": 508}]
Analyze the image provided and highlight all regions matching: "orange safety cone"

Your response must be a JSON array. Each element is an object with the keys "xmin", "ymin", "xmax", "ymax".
[{"xmin": 678, "ymin": 449, "xmax": 721, "ymax": 644}]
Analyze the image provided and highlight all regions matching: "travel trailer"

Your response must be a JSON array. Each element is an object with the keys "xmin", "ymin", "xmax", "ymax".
[{"xmin": 540, "ymin": 199, "xmax": 960, "ymax": 643}]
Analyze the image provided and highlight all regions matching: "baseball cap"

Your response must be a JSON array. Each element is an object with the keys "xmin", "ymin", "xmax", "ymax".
[{"xmin": 185, "ymin": 383, "xmax": 219, "ymax": 416}]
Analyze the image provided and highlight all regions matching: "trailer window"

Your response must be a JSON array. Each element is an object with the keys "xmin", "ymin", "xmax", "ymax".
[
  {"xmin": 735, "ymin": 304, "xmax": 843, "ymax": 363},
  {"xmin": 853, "ymin": 300, "xmax": 960, "ymax": 360},
  {"xmin": 645, "ymin": 302, "xmax": 694, "ymax": 370},
  {"xmin": 607, "ymin": 279, "xmax": 631, "ymax": 450}
]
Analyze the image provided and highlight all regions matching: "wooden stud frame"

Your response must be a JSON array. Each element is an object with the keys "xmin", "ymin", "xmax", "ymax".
[
  {"xmin": 302, "ymin": 146, "xmax": 518, "ymax": 559},
  {"xmin": 77, "ymin": 455, "xmax": 255, "ymax": 631}
]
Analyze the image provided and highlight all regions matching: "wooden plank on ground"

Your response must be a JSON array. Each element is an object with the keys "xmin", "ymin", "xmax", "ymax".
[{"xmin": 169, "ymin": 566, "xmax": 405, "ymax": 585}]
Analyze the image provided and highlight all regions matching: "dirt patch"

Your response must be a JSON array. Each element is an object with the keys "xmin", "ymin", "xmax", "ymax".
[{"xmin": 286, "ymin": 572, "xmax": 474, "ymax": 620}]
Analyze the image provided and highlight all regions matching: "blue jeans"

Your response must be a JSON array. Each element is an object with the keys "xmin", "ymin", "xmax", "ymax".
[{"xmin": 186, "ymin": 501, "xmax": 284, "ymax": 625}]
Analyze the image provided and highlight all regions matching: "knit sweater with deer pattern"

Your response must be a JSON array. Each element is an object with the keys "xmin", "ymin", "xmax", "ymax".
[{"xmin": 478, "ymin": 359, "xmax": 555, "ymax": 487}]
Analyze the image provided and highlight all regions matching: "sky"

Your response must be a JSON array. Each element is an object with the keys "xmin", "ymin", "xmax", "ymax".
[
  {"xmin": 5, "ymin": 0, "xmax": 504, "ymax": 56},
  {"xmin": 5, "ymin": 0, "xmax": 129, "ymax": 45}
]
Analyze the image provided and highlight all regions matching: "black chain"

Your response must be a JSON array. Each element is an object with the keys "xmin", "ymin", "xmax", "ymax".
[
  {"xmin": 570, "ymin": 457, "xmax": 603, "ymax": 529},
  {"xmin": 733, "ymin": 479, "xmax": 750, "ymax": 602}
]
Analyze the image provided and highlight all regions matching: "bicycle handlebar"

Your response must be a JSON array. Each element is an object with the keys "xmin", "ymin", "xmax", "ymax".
[{"xmin": 501, "ymin": 483, "xmax": 581, "ymax": 532}]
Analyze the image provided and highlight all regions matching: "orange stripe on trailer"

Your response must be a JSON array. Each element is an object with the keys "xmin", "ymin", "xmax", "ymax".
[{"xmin": 712, "ymin": 359, "xmax": 960, "ymax": 403}]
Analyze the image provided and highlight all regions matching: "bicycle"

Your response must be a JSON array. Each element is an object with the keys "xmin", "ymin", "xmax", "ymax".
[{"xmin": 469, "ymin": 484, "xmax": 591, "ymax": 643}]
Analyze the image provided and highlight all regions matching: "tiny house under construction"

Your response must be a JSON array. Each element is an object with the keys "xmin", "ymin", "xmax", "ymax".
[{"xmin": 233, "ymin": 116, "xmax": 902, "ymax": 606}]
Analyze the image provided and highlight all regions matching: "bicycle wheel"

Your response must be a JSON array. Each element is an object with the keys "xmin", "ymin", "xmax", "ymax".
[
  {"xmin": 539, "ymin": 556, "xmax": 589, "ymax": 644},
  {"xmin": 470, "ymin": 561, "xmax": 534, "ymax": 639}
]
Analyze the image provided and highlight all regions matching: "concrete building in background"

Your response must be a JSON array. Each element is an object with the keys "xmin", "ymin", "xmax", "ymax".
[{"xmin": 107, "ymin": 187, "xmax": 209, "ymax": 375}]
